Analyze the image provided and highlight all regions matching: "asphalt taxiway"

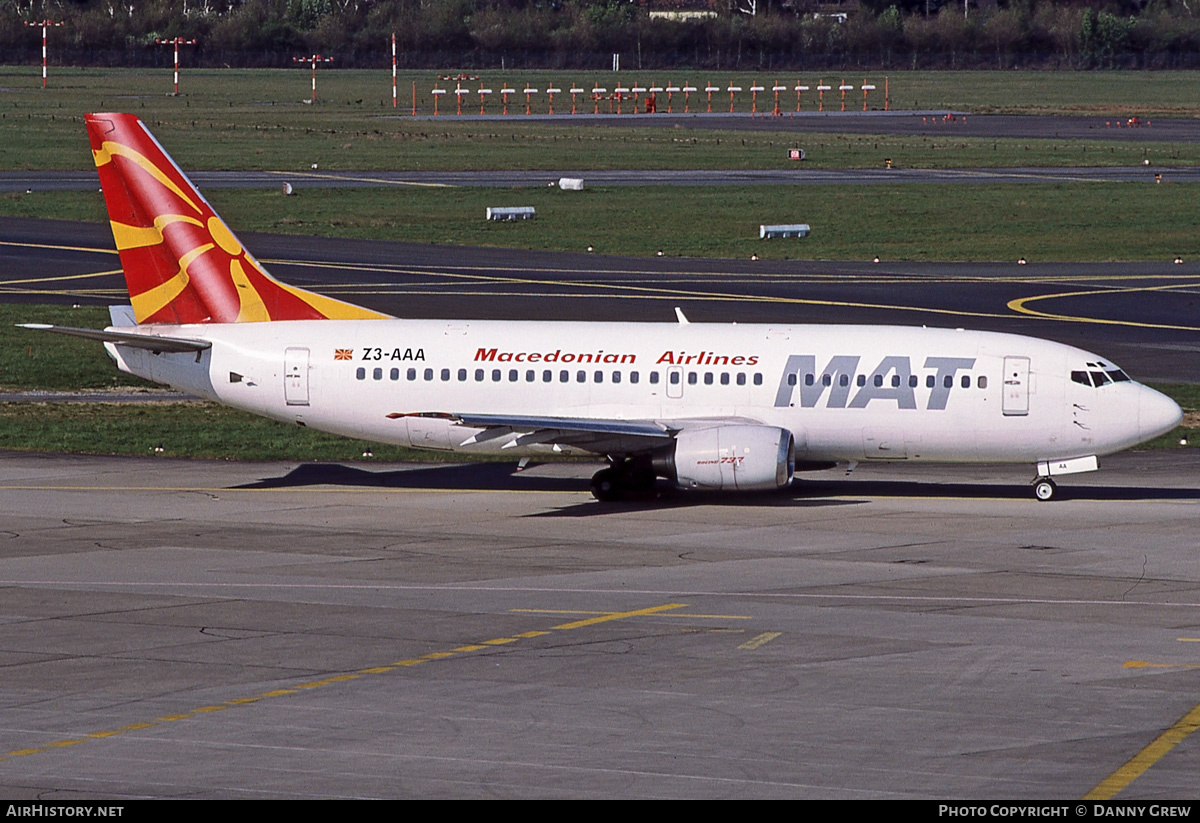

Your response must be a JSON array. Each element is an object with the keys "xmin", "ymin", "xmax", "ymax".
[
  {"xmin": 4, "ymin": 216, "xmax": 1199, "ymax": 382},
  {"xmin": 3, "ymin": 165, "xmax": 1195, "ymax": 192},
  {"xmin": 0, "ymin": 452, "xmax": 1197, "ymax": 798}
]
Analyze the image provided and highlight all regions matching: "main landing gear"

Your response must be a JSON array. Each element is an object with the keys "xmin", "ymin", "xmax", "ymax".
[
  {"xmin": 1032, "ymin": 477, "xmax": 1057, "ymax": 502},
  {"xmin": 590, "ymin": 457, "xmax": 657, "ymax": 501}
]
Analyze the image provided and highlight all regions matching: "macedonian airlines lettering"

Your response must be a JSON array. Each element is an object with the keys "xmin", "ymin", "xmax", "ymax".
[
  {"xmin": 774, "ymin": 355, "xmax": 976, "ymax": 410},
  {"xmin": 473, "ymin": 348, "xmax": 760, "ymax": 365}
]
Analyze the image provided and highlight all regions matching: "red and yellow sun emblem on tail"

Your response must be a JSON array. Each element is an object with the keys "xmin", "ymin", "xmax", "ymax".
[{"xmin": 85, "ymin": 113, "xmax": 389, "ymax": 325}]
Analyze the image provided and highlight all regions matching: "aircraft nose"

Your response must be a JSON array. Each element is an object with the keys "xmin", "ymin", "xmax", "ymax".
[{"xmin": 1139, "ymin": 386, "xmax": 1183, "ymax": 441}]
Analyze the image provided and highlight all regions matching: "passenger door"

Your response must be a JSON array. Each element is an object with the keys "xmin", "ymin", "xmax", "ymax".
[
  {"xmin": 1002, "ymin": 356, "xmax": 1030, "ymax": 416},
  {"xmin": 284, "ymin": 347, "xmax": 310, "ymax": 406}
]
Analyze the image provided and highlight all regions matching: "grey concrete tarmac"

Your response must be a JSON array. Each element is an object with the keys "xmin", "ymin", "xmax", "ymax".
[{"xmin": 1, "ymin": 451, "xmax": 1197, "ymax": 798}]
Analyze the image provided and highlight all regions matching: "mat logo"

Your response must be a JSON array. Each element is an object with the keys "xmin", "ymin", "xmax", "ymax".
[{"xmin": 774, "ymin": 355, "xmax": 976, "ymax": 410}]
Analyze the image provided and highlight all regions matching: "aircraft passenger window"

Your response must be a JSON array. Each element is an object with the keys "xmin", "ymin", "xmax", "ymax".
[
  {"xmin": 754, "ymin": 373, "xmax": 763, "ymax": 385},
  {"xmin": 787, "ymin": 374, "xmax": 797, "ymax": 387},
  {"xmin": 669, "ymin": 372, "xmax": 680, "ymax": 385},
  {"xmin": 1071, "ymin": 371, "xmax": 1091, "ymax": 386},
  {"xmin": 738, "ymin": 373, "xmax": 747, "ymax": 386},
  {"xmin": 543, "ymin": 370, "xmax": 552, "ymax": 382},
  {"xmin": 650, "ymin": 372, "xmax": 660, "ymax": 384},
  {"xmin": 408, "ymin": 368, "xmax": 417, "ymax": 381},
  {"xmin": 978, "ymin": 376, "xmax": 988, "ymax": 389},
  {"xmin": 594, "ymin": 371, "xmax": 603, "ymax": 383},
  {"xmin": 804, "ymin": 374, "xmax": 814, "ymax": 386},
  {"xmin": 704, "ymin": 373, "xmax": 713, "ymax": 385},
  {"xmin": 822, "ymin": 374, "xmax": 831, "ymax": 387},
  {"xmin": 560, "ymin": 370, "xmax": 569, "ymax": 383},
  {"xmin": 720, "ymin": 373, "xmax": 730, "ymax": 385},
  {"xmin": 1108, "ymin": 369, "xmax": 1131, "ymax": 382},
  {"xmin": 356, "ymin": 368, "xmax": 365, "ymax": 380},
  {"xmin": 1091, "ymin": 371, "xmax": 1112, "ymax": 386},
  {"xmin": 630, "ymin": 372, "xmax": 639, "ymax": 384},
  {"xmin": 475, "ymin": 369, "xmax": 484, "ymax": 381},
  {"xmin": 856, "ymin": 374, "xmax": 865, "ymax": 387},
  {"xmin": 688, "ymin": 372, "xmax": 698, "ymax": 385},
  {"xmin": 612, "ymin": 372, "xmax": 621, "ymax": 384},
  {"xmin": 492, "ymin": 369, "xmax": 501, "ymax": 382},
  {"xmin": 526, "ymin": 370, "xmax": 535, "ymax": 382},
  {"xmin": 424, "ymin": 368, "xmax": 434, "ymax": 381},
  {"xmin": 373, "ymin": 368, "xmax": 383, "ymax": 381},
  {"xmin": 961, "ymin": 375, "xmax": 970, "ymax": 388},
  {"xmin": 841, "ymin": 374, "xmax": 850, "ymax": 387},
  {"xmin": 872, "ymin": 374, "xmax": 882, "ymax": 387},
  {"xmin": 390, "ymin": 368, "xmax": 400, "ymax": 381},
  {"xmin": 926, "ymin": 375, "xmax": 935, "ymax": 389},
  {"xmin": 908, "ymin": 375, "xmax": 918, "ymax": 388},
  {"xmin": 577, "ymin": 370, "xmax": 586, "ymax": 383},
  {"xmin": 943, "ymin": 375, "xmax": 952, "ymax": 388},
  {"xmin": 437, "ymin": 369, "xmax": 447, "ymax": 381},
  {"xmin": 892, "ymin": 375, "xmax": 901, "ymax": 388},
  {"xmin": 508, "ymin": 369, "xmax": 518, "ymax": 382}
]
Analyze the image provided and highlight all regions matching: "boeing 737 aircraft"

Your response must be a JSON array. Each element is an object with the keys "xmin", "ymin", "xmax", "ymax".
[{"xmin": 23, "ymin": 113, "xmax": 1183, "ymax": 501}]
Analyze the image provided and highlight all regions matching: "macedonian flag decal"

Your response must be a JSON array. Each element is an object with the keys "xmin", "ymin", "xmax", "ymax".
[{"xmin": 85, "ymin": 113, "xmax": 389, "ymax": 326}]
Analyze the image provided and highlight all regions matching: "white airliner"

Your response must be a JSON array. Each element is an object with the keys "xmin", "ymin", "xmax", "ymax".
[{"xmin": 23, "ymin": 113, "xmax": 1183, "ymax": 501}]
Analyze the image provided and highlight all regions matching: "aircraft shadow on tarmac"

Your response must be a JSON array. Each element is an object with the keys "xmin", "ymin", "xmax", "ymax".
[
  {"xmin": 235, "ymin": 461, "xmax": 583, "ymax": 492},
  {"xmin": 234, "ymin": 463, "xmax": 1200, "ymax": 515}
]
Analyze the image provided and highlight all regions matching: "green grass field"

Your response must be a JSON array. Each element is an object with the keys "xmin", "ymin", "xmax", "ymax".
[
  {"xmin": 5, "ymin": 181, "xmax": 1198, "ymax": 262},
  {"xmin": 6, "ymin": 66, "xmax": 1199, "ymax": 116},
  {"xmin": 0, "ymin": 400, "xmax": 454, "ymax": 462},
  {"xmin": 1, "ymin": 305, "xmax": 150, "ymax": 391},
  {"xmin": 2, "ymin": 67, "xmax": 1199, "ymax": 172}
]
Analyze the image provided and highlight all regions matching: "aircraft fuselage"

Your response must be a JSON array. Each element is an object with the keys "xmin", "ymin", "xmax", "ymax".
[{"xmin": 105, "ymin": 319, "xmax": 1181, "ymax": 467}]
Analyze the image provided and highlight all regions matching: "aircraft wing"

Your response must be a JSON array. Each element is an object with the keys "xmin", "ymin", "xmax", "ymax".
[
  {"xmin": 387, "ymin": 411, "xmax": 763, "ymax": 454},
  {"xmin": 18, "ymin": 324, "xmax": 211, "ymax": 353}
]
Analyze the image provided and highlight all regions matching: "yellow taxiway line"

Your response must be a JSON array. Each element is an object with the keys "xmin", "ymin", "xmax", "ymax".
[{"xmin": 0, "ymin": 602, "xmax": 686, "ymax": 763}]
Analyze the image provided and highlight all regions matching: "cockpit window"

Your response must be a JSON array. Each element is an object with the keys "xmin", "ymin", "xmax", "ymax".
[{"xmin": 1074, "ymin": 367, "xmax": 1132, "ymax": 388}]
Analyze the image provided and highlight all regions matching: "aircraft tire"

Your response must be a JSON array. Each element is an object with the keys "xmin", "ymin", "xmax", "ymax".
[
  {"xmin": 1033, "ymin": 478, "xmax": 1057, "ymax": 502},
  {"xmin": 591, "ymin": 468, "xmax": 623, "ymax": 501}
]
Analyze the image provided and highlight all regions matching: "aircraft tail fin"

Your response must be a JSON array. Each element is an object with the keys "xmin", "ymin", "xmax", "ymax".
[{"xmin": 85, "ymin": 113, "xmax": 388, "ymax": 325}]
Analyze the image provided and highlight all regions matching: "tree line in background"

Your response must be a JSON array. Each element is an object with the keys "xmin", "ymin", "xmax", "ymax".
[{"xmin": 1, "ymin": 0, "xmax": 1197, "ymax": 70}]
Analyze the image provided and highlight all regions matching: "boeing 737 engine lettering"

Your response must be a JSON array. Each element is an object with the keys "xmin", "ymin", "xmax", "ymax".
[{"xmin": 21, "ymin": 113, "xmax": 1184, "ymax": 502}]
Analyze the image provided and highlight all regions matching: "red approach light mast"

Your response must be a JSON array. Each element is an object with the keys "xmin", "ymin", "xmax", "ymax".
[
  {"xmin": 156, "ymin": 37, "xmax": 197, "ymax": 96},
  {"xmin": 26, "ymin": 20, "xmax": 64, "ymax": 89},
  {"xmin": 294, "ymin": 54, "xmax": 334, "ymax": 104}
]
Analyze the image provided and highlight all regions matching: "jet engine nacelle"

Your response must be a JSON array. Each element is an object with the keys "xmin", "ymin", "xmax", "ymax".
[{"xmin": 656, "ymin": 425, "xmax": 795, "ymax": 491}]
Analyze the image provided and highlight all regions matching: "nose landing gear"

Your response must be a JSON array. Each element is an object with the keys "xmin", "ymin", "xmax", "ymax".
[{"xmin": 1033, "ymin": 477, "xmax": 1057, "ymax": 501}]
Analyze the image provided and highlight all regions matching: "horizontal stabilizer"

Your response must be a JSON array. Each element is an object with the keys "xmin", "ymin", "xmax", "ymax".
[{"xmin": 18, "ymin": 323, "xmax": 211, "ymax": 353}]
